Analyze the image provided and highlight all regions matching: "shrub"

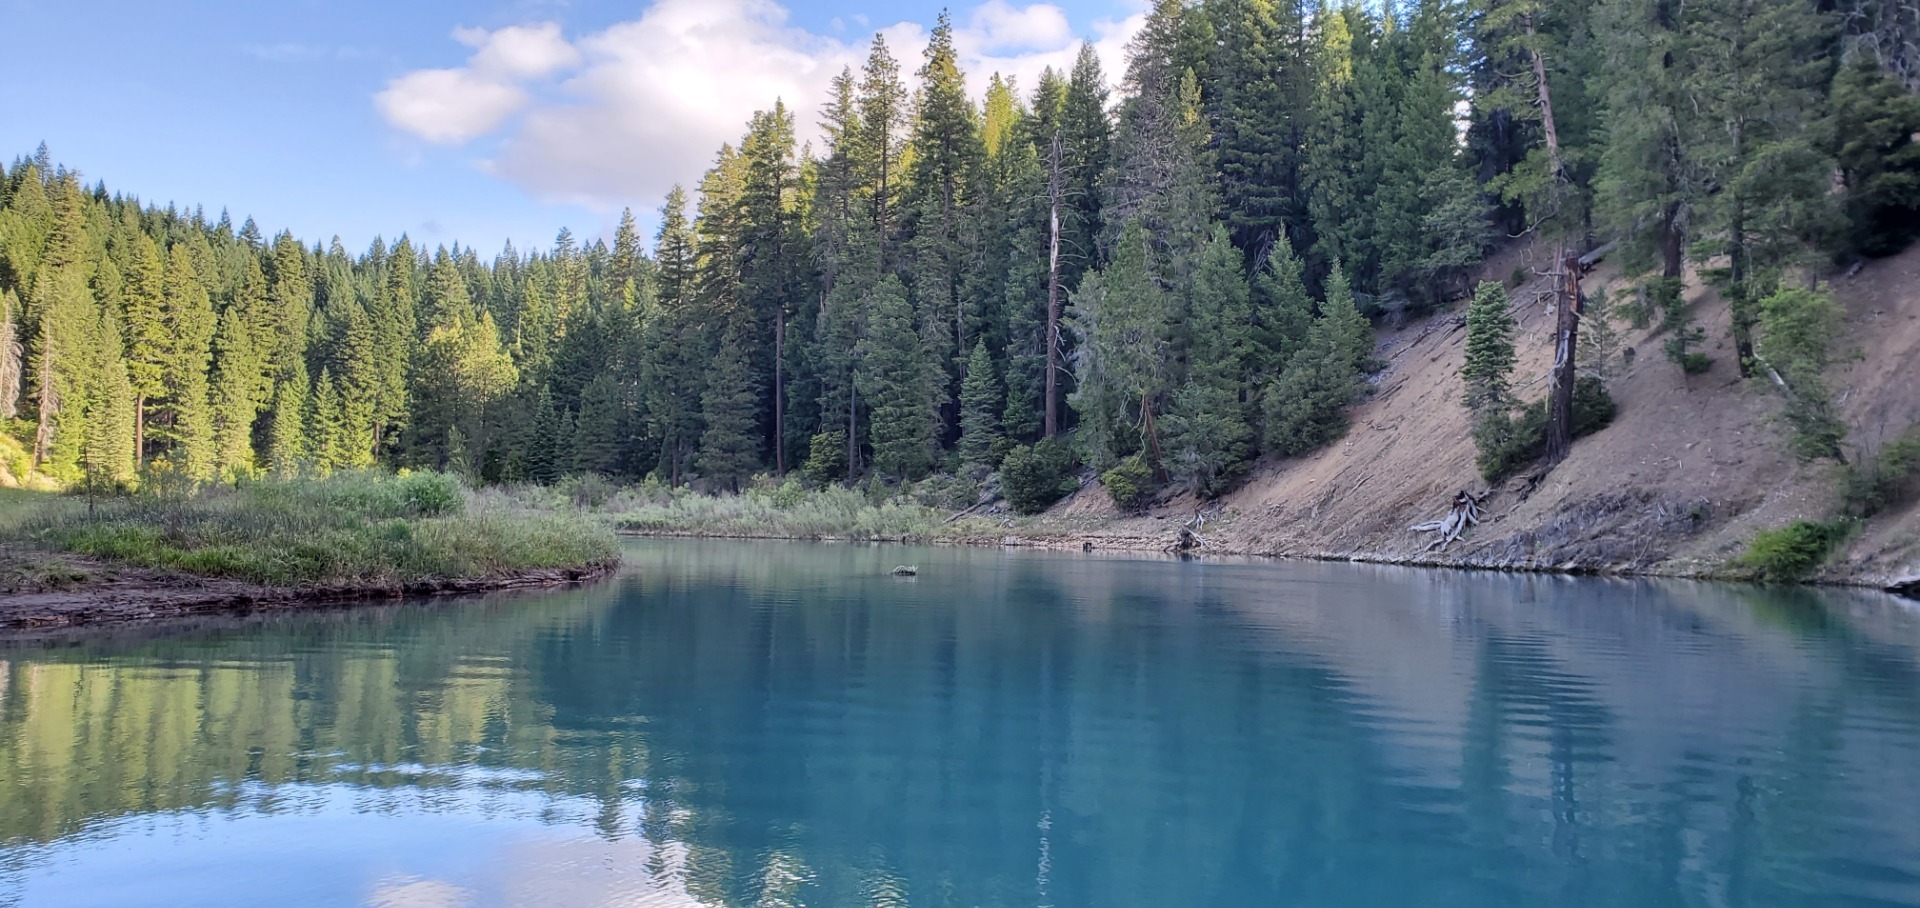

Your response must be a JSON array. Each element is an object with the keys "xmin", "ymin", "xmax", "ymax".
[
  {"xmin": 1842, "ymin": 426, "xmax": 1920, "ymax": 518},
  {"xmin": 1001, "ymin": 438, "xmax": 1079, "ymax": 515},
  {"xmin": 1476, "ymin": 377, "xmax": 1616, "ymax": 482},
  {"xmin": 772, "ymin": 478, "xmax": 807, "ymax": 510},
  {"xmin": 1100, "ymin": 455, "xmax": 1155, "ymax": 513},
  {"xmin": 1731, "ymin": 520, "xmax": 1851, "ymax": 583}
]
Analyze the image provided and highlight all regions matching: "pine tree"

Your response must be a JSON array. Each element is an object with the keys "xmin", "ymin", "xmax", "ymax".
[
  {"xmin": 266, "ymin": 356, "xmax": 308, "ymax": 475},
  {"xmin": 82, "ymin": 305, "xmax": 136, "ymax": 485},
  {"xmin": 154, "ymin": 247, "xmax": 216, "ymax": 478},
  {"xmin": 957, "ymin": 340, "xmax": 1003, "ymax": 470},
  {"xmin": 209, "ymin": 294, "xmax": 262, "ymax": 475},
  {"xmin": 1070, "ymin": 222, "xmax": 1174, "ymax": 471},
  {"xmin": 1250, "ymin": 233, "xmax": 1315, "ymax": 385},
  {"xmin": 1461, "ymin": 281, "xmax": 1518, "ymax": 418},
  {"xmin": 858, "ymin": 276, "xmax": 935, "ymax": 480},
  {"xmin": 1264, "ymin": 263, "xmax": 1370, "ymax": 456},
  {"xmin": 697, "ymin": 329, "xmax": 761, "ymax": 492},
  {"xmin": 1208, "ymin": 0, "xmax": 1311, "ymax": 258},
  {"xmin": 856, "ymin": 35, "xmax": 911, "ymax": 267},
  {"xmin": 1059, "ymin": 43, "xmax": 1113, "ymax": 290},
  {"xmin": 122, "ymin": 233, "xmax": 166, "ymax": 461},
  {"xmin": 905, "ymin": 13, "xmax": 990, "ymax": 430},
  {"xmin": 643, "ymin": 187, "xmax": 707, "ymax": 485},
  {"xmin": 307, "ymin": 368, "xmax": 343, "ymax": 472},
  {"xmin": 1829, "ymin": 58, "xmax": 1920, "ymax": 257},
  {"xmin": 1165, "ymin": 227, "xmax": 1255, "ymax": 495}
]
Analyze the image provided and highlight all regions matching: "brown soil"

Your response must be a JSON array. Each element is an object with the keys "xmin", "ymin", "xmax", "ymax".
[
  {"xmin": 987, "ymin": 241, "xmax": 1920, "ymax": 596},
  {"xmin": 0, "ymin": 544, "xmax": 617, "ymax": 635}
]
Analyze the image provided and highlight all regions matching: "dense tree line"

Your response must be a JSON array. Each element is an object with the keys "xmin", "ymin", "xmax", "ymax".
[{"xmin": 2, "ymin": 0, "xmax": 1916, "ymax": 499}]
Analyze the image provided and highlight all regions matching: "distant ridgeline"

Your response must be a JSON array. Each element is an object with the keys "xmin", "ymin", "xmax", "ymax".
[{"xmin": 1, "ymin": 0, "xmax": 1916, "ymax": 500}]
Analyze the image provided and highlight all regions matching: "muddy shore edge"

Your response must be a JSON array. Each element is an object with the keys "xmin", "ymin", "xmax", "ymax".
[
  {"xmin": 0, "ymin": 549, "xmax": 619, "ymax": 636},
  {"xmin": 617, "ymin": 526, "xmax": 1920, "ymax": 600}
]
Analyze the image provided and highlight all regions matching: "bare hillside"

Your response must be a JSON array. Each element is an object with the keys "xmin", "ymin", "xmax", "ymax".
[{"xmin": 1014, "ymin": 242, "xmax": 1920, "ymax": 594}]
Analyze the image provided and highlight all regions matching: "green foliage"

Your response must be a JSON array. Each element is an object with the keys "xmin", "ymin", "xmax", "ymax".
[
  {"xmin": 1756, "ymin": 287, "xmax": 1848, "ymax": 462},
  {"xmin": 1830, "ymin": 60, "xmax": 1920, "ymax": 257},
  {"xmin": 602, "ymin": 482, "xmax": 944, "ymax": 541},
  {"xmin": 1730, "ymin": 520, "xmax": 1851, "ymax": 583},
  {"xmin": 696, "ymin": 332, "xmax": 761, "ymax": 493},
  {"xmin": 802, "ymin": 431, "xmax": 849, "ymax": 487},
  {"xmin": 1000, "ymin": 438, "xmax": 1079, "ymax": 515},
  {"xmin": 1842, "ymin": 426, "xmax": 1920, "ymax": 517},
  {"xmin": 1165, "ymin": 227, "xmax": 1255, "ymax": 497},
  {"xmin": 11, "ymin": 471, "xmax": 615, "ymax": 586},
  {"xmin": 1461, "ymin": 281, "xmax": 1516, "ymax": 418},
  {"xmin": 1264, "ymin": 264, "xmax": 1372, "ymax": 457},
  {"xmin": 956, "ymin": 341, "xmax": 1003, "ymax": 470},
  {"xmin": 1100, "ymin": 454, "xmax": 1156, "ymax": 513},
  {"xmin": 0, "ymin": 0, "xmax": 1897, "ymax": 506},
  {"xmin": 1476, "ymin": 377, "xmax": 1617, "ymax": 482},
  {"xmin": 858, "ymin": 277, "xmax": 935, "ymax": 481},
  {"xmin": 1653, "ymin": 278, "xmax": 1712, "ymax": 375}
]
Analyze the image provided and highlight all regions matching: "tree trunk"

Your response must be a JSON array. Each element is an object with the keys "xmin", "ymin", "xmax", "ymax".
[
  {"xmin": 1659, "ymin": 199, "xmax": 1685, "ymax": 279},
  {"xmin": 33, "ymin": 346, "xmax": 55, "ymax": 468},
  {"xmin": 847, "ymin": 381, "xmax": 860, "ymax": 480},
  {"xmin": 1045, "ymin": 131, "xmax": 1065, "ymax": 439},
  {"xmin": 774, "ymin": 308, "xmax": 786, "ymax": 475},
  {"xmin": 1545, "ymin": 250, "xmax": 1583, "ymax": 465},
  {"xmin": 135, "ymin": 395, "xmax": 145, "ymax": 466}
]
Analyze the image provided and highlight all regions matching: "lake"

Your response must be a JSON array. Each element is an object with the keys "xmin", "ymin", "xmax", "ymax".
[{"xmin": 2, "ymin": 540, "xmax": 1919, "ymax": 907}]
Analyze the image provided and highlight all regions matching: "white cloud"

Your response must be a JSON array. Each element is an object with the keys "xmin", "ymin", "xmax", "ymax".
[
  {"xmin": 376, "ymin": 68, "xmax": 529, "ymax": 144},
  {"xmin": 457, "ymin": 22, "xmax": 581, "ymax": 79},
  {"xmin": 963, "ymin": 0, "xmax": 1073, "ymax": 53},
  {"xmin": 376, "ymin": 0, "xmax": 1144, "ymax": 216}
]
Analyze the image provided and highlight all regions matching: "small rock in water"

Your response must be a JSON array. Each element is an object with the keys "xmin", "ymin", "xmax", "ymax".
[{"xmin": 890, "ymin": 565, "xmax": 918, "ymax": 577}]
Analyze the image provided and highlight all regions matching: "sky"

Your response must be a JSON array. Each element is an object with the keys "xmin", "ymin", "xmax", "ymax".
[{"xmin": 3, "ymin": 0, "xmax": 1146, "ymax": 256}]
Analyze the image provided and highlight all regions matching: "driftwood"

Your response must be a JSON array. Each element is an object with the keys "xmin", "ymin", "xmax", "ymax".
[
  {"xmin": 1168, "ymin": 508, "xmax": 1219, "ymax": 554},
  {"xmin": 1410, "ymin": 490, "xmax": 1486, "ymax": 552}
]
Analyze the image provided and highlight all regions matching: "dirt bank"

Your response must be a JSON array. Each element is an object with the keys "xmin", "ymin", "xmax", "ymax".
[{"xmin": 0, "ymin": 544, "xmax": 617, "ymax": 634}]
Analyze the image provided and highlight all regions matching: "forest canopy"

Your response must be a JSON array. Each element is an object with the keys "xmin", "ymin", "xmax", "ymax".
[{"xmin": 2, "ymin": 0, "xmax": 1916, "ymax": 500}]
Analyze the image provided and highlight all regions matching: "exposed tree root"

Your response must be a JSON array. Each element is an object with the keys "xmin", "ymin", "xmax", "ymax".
[{"xmin": 1411, "ymin": 490, "xmax": 1486, "ymax": 552}]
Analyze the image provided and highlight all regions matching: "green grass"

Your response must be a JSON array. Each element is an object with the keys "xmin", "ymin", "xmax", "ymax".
[
  {"xmin": 486, "ymin": 477, "xmax": 954, "ymax": 541},
  {"xmin": 7, "ymin": 471, "xmax": 619, "ymax": 588}
]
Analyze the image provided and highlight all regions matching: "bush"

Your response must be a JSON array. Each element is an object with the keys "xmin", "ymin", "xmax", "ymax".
[
  {"xmin": 1842, "ymin": 426, "xmax": 1920, "ymax": 518},
  {"xmin": 1001, "ymin": 438, "xmax": 1079, "ymax": 515},
  {"xmin": 1731, "ymin": 520, "xmax": 1851, "ymax": 583},
  {"xmin": 772, "ymin": 478, "xmax": 807, "ymax": 510},
  {"xmin": 1476, "ymin": 377, "xmax": 1616, "ymax": 482},
  {"xmin": 1100, "ymin": 455, "xmax": 1155, "ymax": 513}
]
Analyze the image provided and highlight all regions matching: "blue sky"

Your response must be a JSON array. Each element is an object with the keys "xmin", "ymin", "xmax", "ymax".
[{"xmin": 3, "ymin": 0, "xmax": 1143, "ymax": 256}]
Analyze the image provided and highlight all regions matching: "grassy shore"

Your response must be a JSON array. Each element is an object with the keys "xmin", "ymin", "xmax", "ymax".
[
  {"xmin": 483, "ymin": 477, "xmax": 966, "ymax": 541},
  {"xmin": 5, "ymin": 472, "xmax": 619, "ymax": 588}
]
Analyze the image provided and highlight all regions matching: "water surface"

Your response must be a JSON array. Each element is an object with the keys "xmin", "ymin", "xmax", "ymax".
[{"xmin": 3, "ymin": 540, "xmax": 1919, "ymax": 907}]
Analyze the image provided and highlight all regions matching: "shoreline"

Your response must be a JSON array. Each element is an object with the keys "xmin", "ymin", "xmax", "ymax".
[
  {"xmin": 0, "ymin": 550, "xmax": 619, "ymax": 636},
  {"xmin": 617, "ymin": 527, "xmax": 1920, "ymax": 600},
  {"xmin": 5, "ymin": 522, "xmax": 1909, "ymax": 639}
]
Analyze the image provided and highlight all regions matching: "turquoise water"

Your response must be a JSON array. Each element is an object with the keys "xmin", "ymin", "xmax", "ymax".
[{"xmin": 3, "ymin": 540, "xmax": 1920, "ymax": 907}]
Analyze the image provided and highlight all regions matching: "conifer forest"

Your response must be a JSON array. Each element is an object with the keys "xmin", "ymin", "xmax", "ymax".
[{"xmin": 3, "ymin": 0, "xmax": 1918, "ymax": 506}]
